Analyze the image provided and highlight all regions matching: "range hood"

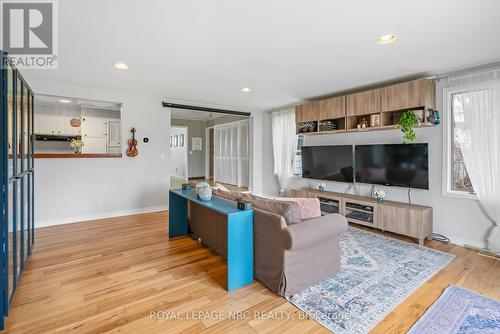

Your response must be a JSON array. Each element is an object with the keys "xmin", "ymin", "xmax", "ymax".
[{"xmin": 35, "ymin": 134, "xmax": 80, "ymax": 141}]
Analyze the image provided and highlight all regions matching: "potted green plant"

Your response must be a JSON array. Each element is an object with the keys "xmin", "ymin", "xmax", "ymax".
[{"xmin": 396, "ymin": 110, "xmax": 419, "ymax": 143}]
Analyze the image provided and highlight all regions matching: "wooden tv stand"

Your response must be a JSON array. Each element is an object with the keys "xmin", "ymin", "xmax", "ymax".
[{"xmin": 291, "ymin": 188, "xmax": 433, "ymax": 245}]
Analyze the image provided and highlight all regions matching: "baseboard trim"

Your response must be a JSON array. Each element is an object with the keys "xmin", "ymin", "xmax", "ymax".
[
  {"xmin": 35, "ymin": 205, "xmax": 168, "ymax": 229},
  {"xmin": 447, "ymin": 235, "xmax": 486, "ymax": 250}
]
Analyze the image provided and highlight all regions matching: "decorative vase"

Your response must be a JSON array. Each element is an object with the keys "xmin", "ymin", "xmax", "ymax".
[
  {"xmin": 374, "ymin": 189, "xmax": 386, "ymax": 202},
  {"xmin": 196, "ymin": 182, "xmax": 212, "ymax": 201}
]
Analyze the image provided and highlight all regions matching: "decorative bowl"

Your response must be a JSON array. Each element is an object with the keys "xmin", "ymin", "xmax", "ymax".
[{"xmin": 196, "ymin": 182, "xmax": 212, "ymax": 201}]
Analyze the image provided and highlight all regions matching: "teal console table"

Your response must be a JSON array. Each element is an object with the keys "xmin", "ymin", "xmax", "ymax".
[{"xmin": 169, "ymin": 189, "xmax": 254, "ymax": 291}]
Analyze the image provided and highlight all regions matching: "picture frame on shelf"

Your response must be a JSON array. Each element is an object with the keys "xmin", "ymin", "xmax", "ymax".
[{"xmin": 370, "ymin": 114, "xmax": 381, "ymax": 127}]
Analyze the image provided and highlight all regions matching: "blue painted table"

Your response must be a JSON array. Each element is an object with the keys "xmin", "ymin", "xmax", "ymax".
[{"xmin": 169, "ymin": 189, "xmax": 254, "ymax": 291}]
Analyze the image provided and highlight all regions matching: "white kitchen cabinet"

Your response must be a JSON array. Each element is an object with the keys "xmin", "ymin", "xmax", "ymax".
[
  {"xmin": 57, "ymin": 117, "xmax": 81, "ymax": 135},
  {"xmin": 37, "ymin": 114, "xmax": 58, "ymax": 135},
  {"xmin": 81, "ymin": 117, "xmax": 108, "ymax": 153},
  {"xmin": 82, "ymin": 137, "xmax": 107, "ymax": 153},
  {"xmin": 81, "ymin": 117, "xmax": 107, "ymax": 137},
  {"xmin": 35, "ymin": 114, "xmax": 81, "ymax": 135}
]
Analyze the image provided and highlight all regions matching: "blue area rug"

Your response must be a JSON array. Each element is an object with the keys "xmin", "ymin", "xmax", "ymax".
[
  {"xmin": 287, "ymin": 227, "xmax": 455, "ymax": 334},
  {"xmin": 409, "ymin": 285, "xmax": 500, "ymax": 334}
]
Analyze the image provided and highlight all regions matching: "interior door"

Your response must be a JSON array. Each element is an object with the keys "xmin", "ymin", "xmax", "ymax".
[{"xmin": 2, "ymin": 55, "xmax": 35, "ymax": 325}]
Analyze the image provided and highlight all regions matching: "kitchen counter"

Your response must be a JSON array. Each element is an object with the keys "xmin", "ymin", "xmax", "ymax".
[{"xmin": 34, "ymin": 153, "xmax": 122, "ymax": 159}]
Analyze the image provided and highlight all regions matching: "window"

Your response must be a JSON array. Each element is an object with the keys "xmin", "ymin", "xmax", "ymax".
[
  {"xmin": 443, "ymin": 87, "xmax": 477, "ymax": 199},
  {"xmin": 293, "ymin": 135, "xmax": 304, "ymax": 176},
  {"xmin": 450, "ymin": 92, "xmax": 474, "ymax": 194}
]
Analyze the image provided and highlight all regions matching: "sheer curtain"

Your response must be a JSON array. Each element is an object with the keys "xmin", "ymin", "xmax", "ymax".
[
  {"xmin": 451, "ymin": 68, "xmax": 500, "ymax": 253},
  {"xmin": 271, "ymin": 109, "xmax": 297, "ymax": 194}
]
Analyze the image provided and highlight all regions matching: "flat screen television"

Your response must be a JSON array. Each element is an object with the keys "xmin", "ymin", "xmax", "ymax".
[
  {"xmin": 301, "ymin": 145, "xmax": 354, "ymax": 182},
  {"xmin": 355, "ymin": 144, "xmax": 429, "ymax": 189}
]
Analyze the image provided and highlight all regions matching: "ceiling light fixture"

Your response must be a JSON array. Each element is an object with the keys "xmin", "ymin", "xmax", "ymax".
[
  {"xmin": 59, "ymin": 99, "xmax": 72, "ymax": 103},
  {"xmin": 377, "ymin": 34, "xmax": 396, "ymax": 45},
  {"xmin": 241, "ymin": 87, "xmax": 251, "ymax": 93},
  {"xmin": 114, "ymin": 62, "xmax": 129, "ymax": 70}
]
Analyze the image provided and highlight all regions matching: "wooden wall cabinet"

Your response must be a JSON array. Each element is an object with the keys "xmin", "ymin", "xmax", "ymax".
[
  {"xmin": 346, "ymin": 89, "xmax": 381, "ymax": 116},
  {"xmin": 295, "ymin": 78, "xmax": 436, "ymax": 135},
  {"xmin": 381, "ymin": 79, "xmax": 436, "ymax": 112},
  {"xmin": 319, "ymin": 96, "xmax": 345, "ymax": 120},
  {"xmin": 295, "ymin": 101, "xmax": 319, "ymax": 123}
]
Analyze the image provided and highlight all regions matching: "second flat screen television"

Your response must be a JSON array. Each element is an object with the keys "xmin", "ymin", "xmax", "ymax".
[
  {"xmin": 355, "ymin": 144, "xmax": 429, "ymax": 189},
  {"xmin": 301, "ymin": 145, "xmax": 354, "ymax": 182}
]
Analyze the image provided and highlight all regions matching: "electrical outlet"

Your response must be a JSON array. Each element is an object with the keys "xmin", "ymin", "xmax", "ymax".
[{"xmin": 96, "ymin": 199, "xmax": 102, "ymax": 208}]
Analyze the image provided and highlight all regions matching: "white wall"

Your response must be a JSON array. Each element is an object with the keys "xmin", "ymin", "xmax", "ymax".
[
  {"xmin": 25, "ymin": 78, "xmax": 171, "ymax": 227},
  {"xmin": 260, "ymin": 82, "xmax": 491, "ymax": 250},
  {"xmin": 170, "ymin": 127, "xmax": 187, "ymax": 179}
]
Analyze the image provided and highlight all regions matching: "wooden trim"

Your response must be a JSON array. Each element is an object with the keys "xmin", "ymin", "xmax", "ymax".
[{"xmin": 34, "ymin": 153, "xmax": 122, "ymax": 159}]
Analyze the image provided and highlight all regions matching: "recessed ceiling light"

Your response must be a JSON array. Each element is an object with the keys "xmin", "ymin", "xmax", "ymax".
[
  {"xmin": 114, "ymin": 62, "xmax": 129, "ymax": 70},
  {"xmin": 59, "ymin": 99, "xmax": 72, "ymax": 103},
  {"xmin": 241, "ymin": 87, "xmax": 251, "ymax": 93},
  {"xmin": 377, "ymin": 34, "xmax": 396, "ymax": 45}
]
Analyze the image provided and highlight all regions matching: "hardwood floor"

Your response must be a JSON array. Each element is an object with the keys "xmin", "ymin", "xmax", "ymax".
[{"xmin": 5, "ymin": 211, "xmax": 499, "ymax": 333}]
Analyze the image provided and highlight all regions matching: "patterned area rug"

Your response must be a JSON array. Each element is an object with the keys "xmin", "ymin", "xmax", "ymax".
[
  {"xmin": 287, "ymin": 227, "xmax": 455, "ymax": 334},
  {"xmin": 408, "ymin": 285, "xmax": 500, "ymax": 333}
]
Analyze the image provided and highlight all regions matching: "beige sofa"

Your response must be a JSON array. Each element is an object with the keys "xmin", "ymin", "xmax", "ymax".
[{"xmin": 189, "ymin": 188, "xmax": 348, "ymax": 296}]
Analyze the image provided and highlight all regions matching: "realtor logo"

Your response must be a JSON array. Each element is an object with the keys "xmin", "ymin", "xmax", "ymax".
[{"xmin": 1, "ymin": 0, "xmax": 58, "ymax": 69}]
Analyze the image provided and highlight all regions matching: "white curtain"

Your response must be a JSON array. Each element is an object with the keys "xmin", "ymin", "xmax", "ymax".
[
  {"xmin": 451, "ymin": 68, "xmax": 500, "ymax": 253},
  {"xmin": 271, "ymin": 109, "xmax": 297, "ymax": 194}
]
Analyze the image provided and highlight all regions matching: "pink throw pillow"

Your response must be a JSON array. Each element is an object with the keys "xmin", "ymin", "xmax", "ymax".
[{"xmin": 274, "ymin": 197, "xmax": 321, "ymax": 221}]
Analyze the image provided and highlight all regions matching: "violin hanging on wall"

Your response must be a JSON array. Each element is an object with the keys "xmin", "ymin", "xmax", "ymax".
[{"xmin": 126, "ymin": 127, "xmax": 139, "ymax": 157}]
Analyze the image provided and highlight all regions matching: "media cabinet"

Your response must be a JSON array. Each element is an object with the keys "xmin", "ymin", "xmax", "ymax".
[{"xmin": 291, "ymin": 188, "xmax": 433, "ymax": 245}]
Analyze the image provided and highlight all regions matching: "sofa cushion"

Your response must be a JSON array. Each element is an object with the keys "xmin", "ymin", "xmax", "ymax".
[
  {"xmin": 212, "ymin": 188, "xmax": 244, "ymax": 202},
  {"xmin": 249, "ymin": 197, "xmax": 302, "ymax": 225},
  {"xmin": 274, "ymin": 197, "xmax": 321, "ymax": 220}
]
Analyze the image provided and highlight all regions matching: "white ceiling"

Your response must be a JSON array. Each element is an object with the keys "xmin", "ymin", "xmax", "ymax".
[{"xmin": 23, "ymin": 0, "xmax": 500, "ymax": 112}]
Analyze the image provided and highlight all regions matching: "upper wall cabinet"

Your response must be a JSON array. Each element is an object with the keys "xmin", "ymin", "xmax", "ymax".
[
  {"xmin": 381, "ymin": 79, "xmax": 435, "ymax": 112},
  {"xmin": 346, "ymin": 89, "xmax": 381, "ymax": 116},
  {"xmin": 295, "ymin": 101, "xmax": 319, "ymax": 123},
  {"xmin": 319, "ymin": 96, "xmax": 345, "ymax": 120},
  {"xmin": 295, "ymin": 78, "xmax": 436, "ymax": 135}
]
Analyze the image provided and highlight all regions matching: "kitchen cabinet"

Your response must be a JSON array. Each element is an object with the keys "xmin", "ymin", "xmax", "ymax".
[
  {"xmin": 82, "ymin": 137, "xmax": 107, "ymax": 154},
  {"xmin": 37, "ymin": 114, "xmax": 57, "ymax": 134},
  {"xmin": 81, "ymin": 117, "xmax": 108, "ymax": 153},
  {"xmin": 34, "ymin": 114, "xmax": 81, "ymax": 135},
  {"xmin": 57, "ymin": 117, "xmax": 81, "ymax": 135}
]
